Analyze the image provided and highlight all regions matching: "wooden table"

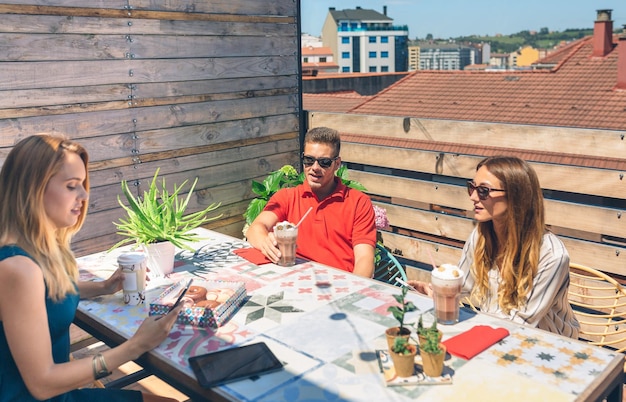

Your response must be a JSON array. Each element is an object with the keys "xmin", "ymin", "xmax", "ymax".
[{"xmin": 75, "ymin": 229, "xmax": 624, "ymax": 402}]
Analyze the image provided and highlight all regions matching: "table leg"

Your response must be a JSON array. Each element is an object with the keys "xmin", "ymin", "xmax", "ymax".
[{"xmin": 605, "ymin": 375, "xmax": 624, "ymax": 402}]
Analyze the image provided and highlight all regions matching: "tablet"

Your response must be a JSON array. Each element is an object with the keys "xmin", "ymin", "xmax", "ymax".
[{"xmin": 189, "ymin": 342, "xmax": 284, "ymax": 388}]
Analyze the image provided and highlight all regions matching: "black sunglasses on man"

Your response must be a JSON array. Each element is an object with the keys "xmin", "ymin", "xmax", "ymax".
[{"xmin": 301, "ymin": 153, "xmax": 338, "ymax": 169}]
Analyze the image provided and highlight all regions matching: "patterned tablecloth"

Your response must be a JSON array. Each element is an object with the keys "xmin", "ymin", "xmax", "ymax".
[{"xmin": 78, "ymin": 231, "xmax": 621, "ymax": 402}]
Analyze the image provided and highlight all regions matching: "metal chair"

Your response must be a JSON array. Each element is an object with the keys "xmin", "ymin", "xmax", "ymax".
[
  {"xmin": 373, "ymin": 243, "xmax": 407, "ymax": 286},
  {"xmin": 568, "ymin": 263, "xmax": 626, "ymax": 353}
]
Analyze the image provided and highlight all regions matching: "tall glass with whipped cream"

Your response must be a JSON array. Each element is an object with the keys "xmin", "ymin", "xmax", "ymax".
[
  {"xmin": 273, "ymin": 221, "xmax": 298, "ymax": 266},
  {"xmin": 431, "ymin": 263, "xmax": 464, "ymax": 324}
]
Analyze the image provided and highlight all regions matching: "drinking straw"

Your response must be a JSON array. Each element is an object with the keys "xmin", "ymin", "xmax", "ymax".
[
  {"xmin": 295, "ymin": 207, "xmax": 313, "ymax": 228},
  {"xmin": 425, "ymin": 247, "xmax": 438, "ymax": 270},
  {"xmin": 395, "ymin": 277, "xmax": 418, "ymax": 292}
]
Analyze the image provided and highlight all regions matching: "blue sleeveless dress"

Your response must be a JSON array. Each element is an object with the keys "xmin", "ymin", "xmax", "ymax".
[{"xmin": 0, "ymin": 245, "xmax": 142, "ymax": 402}]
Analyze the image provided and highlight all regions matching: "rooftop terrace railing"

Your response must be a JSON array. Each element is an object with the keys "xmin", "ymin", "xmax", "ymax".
[{"xmin": 306, "ymin": 111, "xmax": 626, "ymax": 286}]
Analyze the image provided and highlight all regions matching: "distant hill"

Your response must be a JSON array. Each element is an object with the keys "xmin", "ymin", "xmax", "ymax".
[{"xmin": 415, "ymin": 28, "xmax": 595, "ymax": 53}]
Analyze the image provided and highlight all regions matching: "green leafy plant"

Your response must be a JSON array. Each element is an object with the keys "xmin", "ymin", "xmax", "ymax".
[
  {"xmin": 391, "ymin": 336, "xmax": 416, "ymax": 355},
  {"xmin": 111, "ymin": 168, "xmax": 222, "ymax": 251},
  {"xmin": 243, "ymin": 164, "xmax": 366, "ymax": 227},
  {"xmin": 420, "ymin": 319, "xmax": 443, "ymax": 355},
  {"xmin": 387, "ymin": 286, "xmax": 417, "ymax": 334},
  {"xmin": 244, "ymin": 165, "xmax": 303, "ymax": 226},
  {"xmin": 416, "ymin": 315, "xmax": 429, "ymax": 337},
  {"xmin": 335, "ymin": 164, "xmax": 367, "ymax": 192}
]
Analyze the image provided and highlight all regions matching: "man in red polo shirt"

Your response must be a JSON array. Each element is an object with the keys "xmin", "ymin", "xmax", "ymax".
[{"xmin": 246, "ymin": 127, "xmax": 377, "ymax": 277}]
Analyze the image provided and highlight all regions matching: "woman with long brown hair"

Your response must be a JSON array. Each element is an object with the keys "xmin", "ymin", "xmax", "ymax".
[
  {"xmin": 0, "ymin": 135, "xmax": 183, "ymax": 401},
  {"xmin": 411, "ymin": 156, "xmax": 579, "ymax": 338}
]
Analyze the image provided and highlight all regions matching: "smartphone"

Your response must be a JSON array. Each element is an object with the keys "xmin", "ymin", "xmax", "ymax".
[
  {"xmin": 168, "ymin": 278, "xmax": 193, "ymax": 313},
  {"xmin": 188, "ymin": 342, "xmax": 284, "ymax": 388}
]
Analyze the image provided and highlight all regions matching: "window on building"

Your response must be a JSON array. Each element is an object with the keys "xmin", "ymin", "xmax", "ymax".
[
  {"xmin": 319, "ymin": 57, "xmax": 327, "ymax": 62},
  {"xmin": 381, "ymin": 36, "xmax": 389, "ymax": 43},
  {"xmin": 303, "ymin": 57, "xmax": 308, "ymax": 62},
  {"xmin": 369, "ymin": 36, "xmax": 376, "ymax": 43},
  {"xmin": 381, "ymin": 66, "xmax": 389, "ymax": 72},
  {"xmin": 341, "ymin": 22, "xmax": 348, "ymax": 31},
  {"xmin": 342, "ymin": 66, "xmax": 350, "ymax": 72},
  {"xmin": 350, "ymin": 23, "xmax": 358, "ymax": 30},
  {"xmin": 341, "ymin": 37, "xmax": 350, "ymax": 44},
  {"xmin": 381, "ymin": 51, "xmax": 389, "ymax": 58},
  {"xmin": 342, "ymin": 52, "xmax": 350, "ymax": 59},
  {"xmin": 369, "ymin": 66, "xmax": 377, "ymax": 72},
  {"xmin": 369, "ymin": 51, "xmax": 376, "ymax": 58}
]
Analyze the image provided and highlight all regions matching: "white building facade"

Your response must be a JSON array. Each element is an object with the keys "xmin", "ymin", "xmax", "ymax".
[{"xmin": 322, "ymin": 7, "xmax": 408, "ymax": 73}]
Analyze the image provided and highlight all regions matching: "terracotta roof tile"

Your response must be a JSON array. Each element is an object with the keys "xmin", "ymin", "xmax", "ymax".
[
  {"xmin": 302, "ymin": 46, "xmax": 333, "ymax": 56},
  {"xmin": 303, "ymin": 92, "xmax": 372, "ymax": 113},
  {"xmin": 349, "ymin": 36, "xmax": 626, "ymax": 131}
]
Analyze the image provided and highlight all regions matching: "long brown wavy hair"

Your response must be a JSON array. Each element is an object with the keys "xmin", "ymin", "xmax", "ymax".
[
  {"xmin": 0, "ymin": 135, "xmax": 89, "ymax": 301},
  {"xmin": 470, "ymin": 156, "xmax": 545, "ymax": 313}
]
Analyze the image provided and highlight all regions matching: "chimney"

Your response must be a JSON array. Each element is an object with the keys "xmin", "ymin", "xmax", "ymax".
[
  {"xmin": 383, "ymin": 6, "xmax": 387, "ymax": 16},
  {"xmin": 592, "ymin": 9, "xmax": 613, "ymax": 57},
  {"xmin": 618, "ymin": 25, "xmax": 626, "ymax": 90}
]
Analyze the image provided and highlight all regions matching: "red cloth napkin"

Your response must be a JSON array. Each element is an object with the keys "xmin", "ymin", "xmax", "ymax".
[
  {"xmin": 232, "ymin": 247, "xmax": 271, "ymax": 265},
  {"xmin": 442, "ymin": 325, "xmax": 510, "ymax": 360}
]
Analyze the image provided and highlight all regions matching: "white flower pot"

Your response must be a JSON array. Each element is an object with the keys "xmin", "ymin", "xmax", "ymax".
[{"xmin": 144, "ymin": 241, "xmax": 176, "ymax": 277}]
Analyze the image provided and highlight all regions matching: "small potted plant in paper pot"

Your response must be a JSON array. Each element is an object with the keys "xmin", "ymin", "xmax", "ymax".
[
  {"xmin": 386, "ymin": 286, "xmax": 416, "ymax": 349},
  {"xmin": 389, "ymin": 336, "xmax": 417, "ymax": 377},
  {"xmin": 416, "ymin": 315, "xmax": 442, "ymax": 348},
  {"xmin": 419, "ymin": 320, "xmax": 446, "ymax": 377},
  {"xmin": 111, "ymin": 168, "xmax": 221, "ymax": 276}
]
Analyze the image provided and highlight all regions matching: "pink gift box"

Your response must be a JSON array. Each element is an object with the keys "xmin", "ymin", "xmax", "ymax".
[{"xmin": 149, "ymin": 279, "xmax": 246, "ymax": 328}]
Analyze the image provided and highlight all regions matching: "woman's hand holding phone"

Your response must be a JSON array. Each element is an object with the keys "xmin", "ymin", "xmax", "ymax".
[{"xmin": 168, "ymin": 278, "xmax": 193, "ymax": 313}]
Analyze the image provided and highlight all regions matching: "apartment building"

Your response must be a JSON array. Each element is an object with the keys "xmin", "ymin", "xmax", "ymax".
[
  {"xmin": 408, "ymin": 45, "xmax": 420, "ymax": 71},
  {"xmin": 321, "ymin": 6, "xmax": 409, "ymax": 73},
  {"xmin": 302, "ymin": 45, "xmax": 339, "ymax": 75},
  {"xmin": 417, "ymin": 42, "xmax": 476, "ymax": 70}
]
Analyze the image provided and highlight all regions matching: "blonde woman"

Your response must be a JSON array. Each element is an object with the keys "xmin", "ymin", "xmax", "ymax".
[
  {"xmin": 0, "ymin": 135, "xmax": 183, "ymax": 402},
  {"xmin": 410, "ymin": 156, "xmax": 579, "ymax": 338}
]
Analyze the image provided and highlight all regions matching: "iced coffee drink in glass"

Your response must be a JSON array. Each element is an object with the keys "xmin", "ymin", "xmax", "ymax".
[
  {"xmin": 431, "ymin": 263, "xmax": 464, "ymax": 325},
  {"xmin": 273, "ymin": 221, "xmax": 298, "ymax": 266}
]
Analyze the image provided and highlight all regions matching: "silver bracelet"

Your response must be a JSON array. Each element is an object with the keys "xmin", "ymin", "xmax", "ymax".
[{"xmin": 92, "ymin": 353, "xmax": 111, "ymax": 380}]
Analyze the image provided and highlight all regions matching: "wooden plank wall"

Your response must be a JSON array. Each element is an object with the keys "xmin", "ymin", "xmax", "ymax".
[
  {"xmin": 308, "ymin": 112, "xmax": 626, "ymax": 282},
  {"xmin": 0, "ymin": 1, "xmax": 302, "ymax": 256}
]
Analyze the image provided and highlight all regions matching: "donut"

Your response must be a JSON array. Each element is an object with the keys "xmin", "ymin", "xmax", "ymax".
[
  {"xmin": 186, "ymin": 285, "xmax": 207, "ymax": 302},
  {"xmin": 180, "ymin": 296, "xmax": 195, "ymax": 308},
  {"xmin": 204, "ymin": 291, "xmax": 219, "ymax": 301},
  {"xmin": 215, "ymin": 288, "xmax": 235, "ymax": 303},
  {"xmin": 195, "ymin": 300, "xmax": 221, "ymax": 309}
]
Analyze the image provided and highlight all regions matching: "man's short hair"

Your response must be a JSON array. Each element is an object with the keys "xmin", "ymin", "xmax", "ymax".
[{"xmin": 304, "ymin": 127, "xmax": 340, "ymax": 156}]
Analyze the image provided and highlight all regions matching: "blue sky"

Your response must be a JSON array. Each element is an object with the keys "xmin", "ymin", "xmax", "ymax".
[{"xmin": 301, "ymin": 0, "xmax": 626, "ymax": 39}]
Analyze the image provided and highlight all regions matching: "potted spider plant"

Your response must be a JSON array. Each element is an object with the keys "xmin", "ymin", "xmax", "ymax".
[
  {"xmin": 389, "ymin": 336, "xmax": 417, "ymax": 378},
  {"xmin": 386, "ymin": 286, "xmax": 416, "ymax": 349},
  {"xmin": 111, "ymin": 168, "xmax": 221, "ymax": 276}
]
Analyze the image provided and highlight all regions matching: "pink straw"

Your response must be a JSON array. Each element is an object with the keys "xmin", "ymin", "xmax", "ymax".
[
  {"xmin": 295, "ymin": 207, "xmax": 313, "ymax": 228},
  {"xmin": 425, "ymin": 247, "xmax": 438, "ymax": 270}
]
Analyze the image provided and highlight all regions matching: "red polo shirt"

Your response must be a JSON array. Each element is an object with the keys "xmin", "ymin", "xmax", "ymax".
[{"xmin": 264, "ymin": 178, "xmax": 376, "ymax": 272}]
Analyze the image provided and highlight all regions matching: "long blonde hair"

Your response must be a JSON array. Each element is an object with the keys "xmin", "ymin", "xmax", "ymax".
[
  {"xmin": 0, "ymin": 135, "xmax": 89, "ymax": 301},
  {"xmin": 470, "ymin": 156, "xmax": 545, "ymax": 313}
]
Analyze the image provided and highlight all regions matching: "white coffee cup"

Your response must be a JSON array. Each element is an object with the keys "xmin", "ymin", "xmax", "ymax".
[{"xmin": 118, "ymin": 252, "xmax": 147, "ymax": 305}]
